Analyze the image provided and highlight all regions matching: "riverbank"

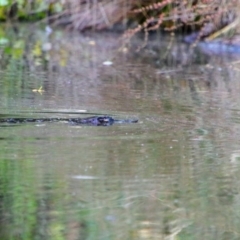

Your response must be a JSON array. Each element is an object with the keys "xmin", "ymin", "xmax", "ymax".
[{"xmin": 0, "ymin": 0, "xmax": 239, "ymax": 44}]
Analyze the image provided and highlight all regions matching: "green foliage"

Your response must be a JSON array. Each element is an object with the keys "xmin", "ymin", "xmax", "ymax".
[{"xmin": 0, "ymin": 0, "xmax": 63, "ymax": 21}]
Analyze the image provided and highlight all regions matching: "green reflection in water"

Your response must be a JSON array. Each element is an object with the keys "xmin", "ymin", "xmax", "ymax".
[{"xmin": 0, "ymin": 155, "xmax": 37, "ymax": 239}]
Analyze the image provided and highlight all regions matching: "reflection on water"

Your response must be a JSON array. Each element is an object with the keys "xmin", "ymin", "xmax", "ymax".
[{"xmin": 1, "ymin": 25, "xmax": 240, "ymax": 239}]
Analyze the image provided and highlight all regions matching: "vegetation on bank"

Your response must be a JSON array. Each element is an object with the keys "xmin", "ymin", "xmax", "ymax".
[
  {"xmin": 0, "ymin": 0, "xmax": 238, "ymax": 41},
  {"xmin": 0, "ymin": 0, "xmax": 238, "ymax": 72}
]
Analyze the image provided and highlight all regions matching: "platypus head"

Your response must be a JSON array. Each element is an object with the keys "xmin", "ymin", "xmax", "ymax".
[{"xmin": 95, "ymin": 116, "xmax": 114, "ymax": 126}]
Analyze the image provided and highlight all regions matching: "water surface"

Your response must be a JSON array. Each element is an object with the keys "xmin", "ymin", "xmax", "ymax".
[{"xmin": 0, "ymin": 25, "xmax": 240, "ymax": 239}]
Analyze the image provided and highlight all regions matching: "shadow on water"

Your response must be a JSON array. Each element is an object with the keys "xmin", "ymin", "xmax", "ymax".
[{"xmin": 1, "ymin": 25, "xmax": 240, "ymax": 239}]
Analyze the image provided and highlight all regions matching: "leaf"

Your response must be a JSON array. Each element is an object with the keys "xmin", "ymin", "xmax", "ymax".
[{"xmin": 32, "ymin": 41, "xmax": 42, "ymax": 57}]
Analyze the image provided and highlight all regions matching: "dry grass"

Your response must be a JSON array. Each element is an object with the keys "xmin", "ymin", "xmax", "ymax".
[
  {"xmin": 51, "ymin": 0, "xmax": 137, "ymax": 30},
  {"xmin": 50, "ymin": 0, "xmax": 240, "ymax": 45}
]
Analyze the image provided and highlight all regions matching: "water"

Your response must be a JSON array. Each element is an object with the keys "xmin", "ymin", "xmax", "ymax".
[{"xmin": 1, "ymin": 25, "xmax": 240, "ymax": 239}]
